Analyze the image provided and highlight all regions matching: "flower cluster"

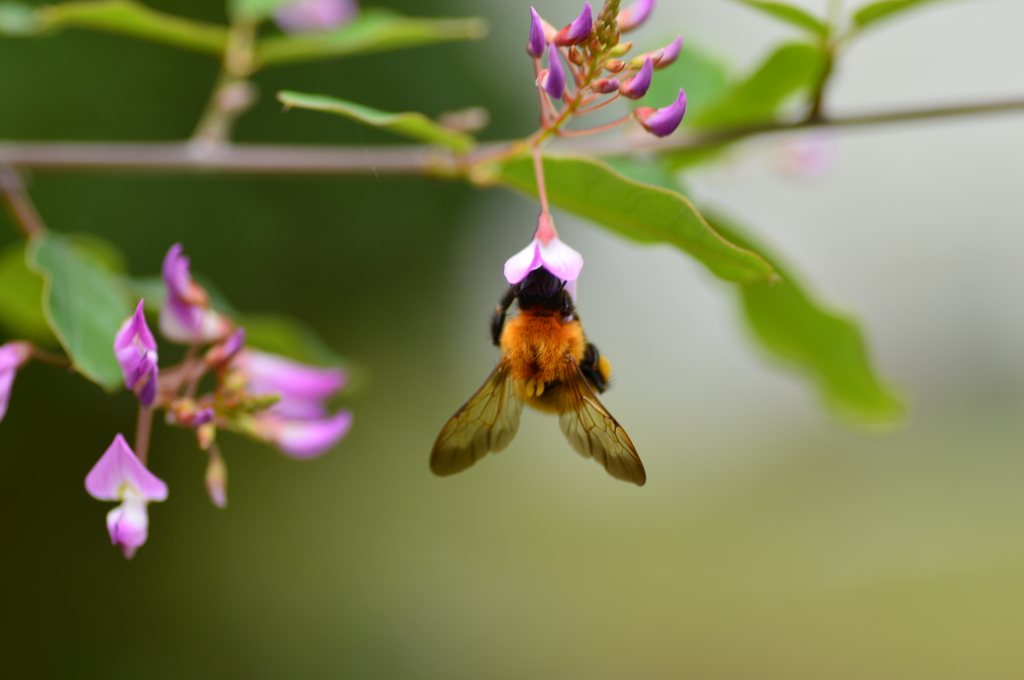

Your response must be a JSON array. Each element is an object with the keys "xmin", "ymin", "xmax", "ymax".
[
  {"xmin": 84, "ymin": 243, "xmax": 352, "ymax": 559},
  {"xmin": 528, "ymin": 1, "xmax": 687, "ymax": 137}
]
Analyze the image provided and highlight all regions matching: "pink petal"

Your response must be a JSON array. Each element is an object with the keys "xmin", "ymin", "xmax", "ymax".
[
  {"xmin": 274, "ymin": 0, "xmax": 358, "ymax": 34},
  {"xmin": 538, "ymin": 237, "xmax": 584, "ymax": 282},
  {"xmin": 0, "ymin": 365, "xmax": 15, "ymax": 422},
  {"xmin": 272, "ymin": 409, "xmax": 353, "ymax": 459},
  {"xmin": 106, "ymin": 493, "xmax": 149, "ymax": 559},
  {"xmin": 85, "ymin": 434, "xmax": 169, "ymax": 502},
  {"xmin": 618, "ymin": 0, "xmax": 655, "ymax": 32},
  {"xmin": 503, "ymin": 240, "xmax": 544, "ymax": 285}
]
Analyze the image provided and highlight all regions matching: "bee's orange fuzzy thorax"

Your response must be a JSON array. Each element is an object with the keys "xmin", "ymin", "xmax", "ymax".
[{"xmin": 500, "ymin": 310, "xmax": 586, "ymax": 385}]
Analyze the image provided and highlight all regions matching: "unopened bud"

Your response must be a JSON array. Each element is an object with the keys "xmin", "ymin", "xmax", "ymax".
[
  {"xmin": 634, "ymin": 88, "xmax": 687, "ymax": 137},
  {"xmin": 591, "ymin": 78, "xmax": 620, "ymax": 94},
  {"xmin": 167, "ymin": 398, "xmax": 215, "ymax": 429},
  {"xmin": 204, "ymin": 327, "xmax": 246, "ymax": 367},
  {"xmin": 568, "ymin": 47, "xmax": 584, "ymax": 65},
  {"xmin": 205, "ymin": 447, "xmax": 227, "ymax": 509},
  {"xmin": 553, "ymin": 2, "xmax": 593, "ymax": 46},
  {"xmin": 608, "ymin": 41, "xmax": 633, "ymax": 57},
  {"xmin": 619, "ymin": 56, "xmax": 653, "ymax": 99},
  {"xmin": 605, "ymin": 59, "xmax": 625, "ymax": 73},
  {"xmin": 197, "ymin": 422, "xmax": 216, "ymax": 450},
  {"xmin": 589, "ymin": 37, "xmax": 601, "ymax": 53}
]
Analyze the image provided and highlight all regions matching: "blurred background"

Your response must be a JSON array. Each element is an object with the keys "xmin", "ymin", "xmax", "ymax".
[{"xmin": 1, "ymin": 0, "xmax": 1023, "ymax": 677}]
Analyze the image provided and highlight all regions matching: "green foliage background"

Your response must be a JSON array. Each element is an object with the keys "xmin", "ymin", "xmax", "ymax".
[{"xmin": 1, "ymin": 0, "xmax": 1024, "ymax": 678}]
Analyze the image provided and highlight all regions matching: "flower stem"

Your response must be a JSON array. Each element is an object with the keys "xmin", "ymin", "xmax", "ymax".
[
  {"xmin": 135, "ymin": 405, "xmax": 154, "ymax": 466},
  {"xmin": 531, "ymin": 144, "xmax": 550, "ymax": 215},
  {"xmin": 0, "ymin": 166, "xmax": 45, "ymax": 237},
  {"xmin": 557, "ymin": 114, "xmax": 632, "ymax": 137}
]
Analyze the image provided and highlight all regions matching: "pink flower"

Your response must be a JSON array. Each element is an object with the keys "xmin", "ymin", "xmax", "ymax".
[
  {"xmin": 774, "ymin": 133, "xmax": 841, "ymax": 179},
  {"xmin": 231, "ymin": 349, "xmax": 352, "ymax": 459},
  {"xmin": 504, "ymin": 214, "xmax": 584, "ymax": 285},
  {"xmin": 274, "ymin": 0, "xmax": 358, "ymax": 34},
  {"xmin": 0, "ymin": 341, "xmax": 31, "ymax": 423},
  {"xmin": 85, "ymin": 434, "xmax": 168, "ymax": 559},
  {"xmin": 634, "ymin": 88, "xmax": 688, "ymax": 137},
  {"xmin": 114, "ymin": 300, "xmax": 159, "ymax": 407},
  {"xmin": 159, "ymin": 244, "xmax": 232, "ymax": 344}
]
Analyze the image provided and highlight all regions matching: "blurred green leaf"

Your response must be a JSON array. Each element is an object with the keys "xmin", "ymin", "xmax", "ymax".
[
  {"xmin": 727, "ymin": 0, "xmax": 828, "ymax": 36},
  {"xmin": 600, "ymin": 156, "xmax": 683, "ymax": 193},
  {"xmin": 27, "ymin": 232, "xmax": 132, "ymax": 392},
  {"xmin": 0, "ymin": 1, "xmax": 41, "ymax": 35},
  {"xmin": 705, "ymin": 212, "xmax": 903, "ymax": 423},
  {"xmin": 239, "ymin": 313, "xmax": 340, "ymax": 368},
  {"xmin": 691, "ymin": 42, "xmax": 827, "ymax": 129},
  {"xmin": 255, "ymin": 8, "xmax": 487, "ymax": 67},
  {"xmin": 278, "ymin": 90, "xmax": 476, "ymax": 152},
  {"xmin": 0, "ymin": 242, "xmax": 55, "ymax": 344},
  {"xmin": 228, "ymin": 0, "xmax": 290, "ymax": 22},
  {"xmin": 636, "ymin": 41, "xmax": 730, "ymax": 122},
  {"xmin": 853, "ymin": 0, "xmax": 951, "ymax": 30},
  {"xmin": 494, "ymin": 154, "xmax": 774, "ymax": 284},
  {"xmin": 36, "ymin": 0, "xmax": 227, "ymax": 55}
]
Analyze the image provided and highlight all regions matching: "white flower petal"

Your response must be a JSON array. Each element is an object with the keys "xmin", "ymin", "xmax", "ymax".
[
  {"xmin": 503, "ymin": 240, "xmax": 544, "ymax": 285},
  {"xmin": 538, "ymin": 237, "xmax": 584, "ymax": 282}
]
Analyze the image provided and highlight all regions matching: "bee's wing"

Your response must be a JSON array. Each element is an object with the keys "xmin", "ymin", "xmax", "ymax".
[
  {"xmin": 559, "ymin": 359, "xmax": 646, "ymax": 486},
  {"xmin": 430, "ymin": 359, "xmax": 524, "ymax": 477}
]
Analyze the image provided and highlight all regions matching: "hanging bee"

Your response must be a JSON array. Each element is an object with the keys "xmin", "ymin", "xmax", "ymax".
[{"xmin": 430, "ymin": 264, "xmax": 645, "ymax": 486}]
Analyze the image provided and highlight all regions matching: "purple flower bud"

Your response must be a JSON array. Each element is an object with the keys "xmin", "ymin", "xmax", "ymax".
[
  {"xmin": 159, "ymin": 244, "xmax": 232, "ymax": 345},
  {"xmin": 654, "ymin": 36, "xmax": 682, "ymax": 69},
  {"xmin": 617, "ymin": 0, "xmax": 655, "ymax": 32},
  {"xmin": 619, "ymin": 57, "xmax": 653, "ymax": 100},
  {"xmin": 0, "ymin": 341, "xmax": 31, "ymax": 423},
  {"xmin": 274, "ymin": 0, "xmax": 358, "ymax": 34},
  {"xmin": 554, "ymin": 2, "xmax": 593, "ymax": 46},
  {"xmin": 527, "ymin": 7, "xmax": 546, "ymax": 58},
  {"xmin": 591, "ymin": 78, "xmax": 620, "ymax": 94},
  {"xmin": 634, "ymin": 88, "xmax": 688, "ymax": 137},
  {"xmin": 115, "ymin": 300, "xmax": 159, "ymax": 407},
  {"xmin": 205, "ymin": 327, "xmax": 246, "ymax": 367},
  {"xmin": 544, "ymin": 43, "xmax": 566, "ymax": 99},
  {"xmin": 85, "ymin": 434, "xmax": 168, "ymax": 559},
  {"xmin": 504, "ymin": 214, "xmax": 584, "ymax": 285}
]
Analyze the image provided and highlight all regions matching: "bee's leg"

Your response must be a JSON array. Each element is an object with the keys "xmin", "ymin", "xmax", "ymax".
[
  {"xmin": 559, "ymin": 289, "xmax": 577, "ymax": 320},
  {"xmin": 490, "ymin": 286, "xmax": 517, "ymax": 346},
  {"xmin": 579, "ymin": 343, "xmax": 610, "ymax": 393}
]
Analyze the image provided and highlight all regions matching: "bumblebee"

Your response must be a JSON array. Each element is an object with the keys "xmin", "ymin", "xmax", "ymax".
[{"xmin": 430, "ymin": 267, "xmax": 645, "ymax": 486}]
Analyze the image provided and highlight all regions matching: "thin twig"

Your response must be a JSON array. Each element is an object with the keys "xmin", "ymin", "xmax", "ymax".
[
  {"xmin": 0, "ymin": 98, "xmax": 1019, "ymax": 174},
  {"xmin": 0, "ymin": 166, "xmax": 46, "ymax": 236}
]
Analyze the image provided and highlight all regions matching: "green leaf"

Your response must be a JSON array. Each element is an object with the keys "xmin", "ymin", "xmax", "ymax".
[
  {"xmin": 256, "ymin": 8, "xmax": 488, "ymax": 68},
  {"xmin": 277, "ymin": 91, "xmax": 476, "ymax": 152},
  {"xmin": 228, "ymin": 0, "xmax": 290, "ymax": 22},
  {"xmin": 0, "ymin": 242, "xmax": 55, "ymax": 344},
  {"xmin": 493, "ymin": 154, "xmax": 774, "ymax": 284},
  {"xmin": 853, "ymin": 0, "xmax": 951, "ymax": 30},
  {"xmin": 0, "ymin": 1, "xmax": 42, "ymax": 35},
  {"xmin": 239, "ymin": 313, "xmax": 340, "ymax": 368},
  {"xmin": 635, "ymin": 41, "xmax": 730, "ymax": 121},
  {"xmin": 727, "ymin": 0, "xmax": 828, "ymax": 36},
  {"xmin": 36, "ymin": 0, "xmax": 228, "ymax": 55},
  {"xmin": 704, "ymin": 212, "xmax": 903, "ymax": 423},
  {"xmin": 690, "ymin": 42, "xmax": 827, "ymax": 129},
  {"xmin": 27, "ymin": 233, "xmax": 132, "ymax": 391}
]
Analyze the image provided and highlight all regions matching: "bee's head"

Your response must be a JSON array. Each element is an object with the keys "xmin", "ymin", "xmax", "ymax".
[{"xmin": 515, "ymin": 268, "xmax": 565, "ymax": 307}]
